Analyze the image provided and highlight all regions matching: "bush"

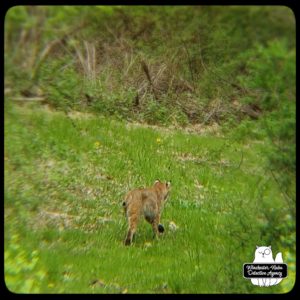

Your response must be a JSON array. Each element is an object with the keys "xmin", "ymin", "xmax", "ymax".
[
  {"xmin": 237, "ymin": 39, "xmax": 295, "ymax": 111},
  {"xmin": 39, "ymin": 59, "xmax": 83, "ymax": 110},
  {"xmin": 5, "ymin": 233, "xmax": 46, "ymax": 293}
]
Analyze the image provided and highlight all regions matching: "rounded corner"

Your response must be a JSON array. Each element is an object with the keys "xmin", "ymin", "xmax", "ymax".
[{"xmin": 4, "ymin": 5, "xmax": 23, "ymax": 22}]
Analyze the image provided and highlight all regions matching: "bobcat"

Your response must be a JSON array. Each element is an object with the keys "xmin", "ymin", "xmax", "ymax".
[{"xmin": 123, "ymin": 180, "xmax": 171, "ymax": 246}]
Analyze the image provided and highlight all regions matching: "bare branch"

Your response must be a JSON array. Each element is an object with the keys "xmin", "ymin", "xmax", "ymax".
[{"xmin": 141, "ymin": 60, "xmax": 159, "ymax": 101}]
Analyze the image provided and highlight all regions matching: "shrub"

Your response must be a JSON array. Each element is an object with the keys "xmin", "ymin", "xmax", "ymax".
[{"xmin": 5, "ymin": 233, "xmax": 46, "ymax": 293}]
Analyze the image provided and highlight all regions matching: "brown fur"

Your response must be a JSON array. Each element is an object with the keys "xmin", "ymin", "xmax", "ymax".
[{"xmin": 123, "ymin": 180, "xmax": 171, "ymax": 245}]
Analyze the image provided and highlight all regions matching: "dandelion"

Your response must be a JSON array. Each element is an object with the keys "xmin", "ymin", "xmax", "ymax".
[
  {"xmin": 156, "ymin": 138, "xmax": 162, "ymax": 144},
  {"xmin": 94, "ymin": 141, "xmax": 101, "ymax": 149}
]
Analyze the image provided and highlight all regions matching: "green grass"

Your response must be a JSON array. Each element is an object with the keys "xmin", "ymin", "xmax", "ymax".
[{"xmin": 4, "ymin": 102, "xmax": 295, "ymax": 293}]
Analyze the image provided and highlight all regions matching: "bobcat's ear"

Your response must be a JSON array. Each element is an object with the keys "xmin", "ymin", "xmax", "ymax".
[
  {"xmin": 268, "ymin": 246, "xmax": 271, "ymax": 249},
  {"xmin": 154, "ymin": 179, "xmax": 160, "ymax": 184},
  {"xmin": 166, "ymin": 181, "xmax": 171, "ymax": 188},
  {"xmin": 256, "ymin": 245, "xmax": 259, "ymax": 249}
]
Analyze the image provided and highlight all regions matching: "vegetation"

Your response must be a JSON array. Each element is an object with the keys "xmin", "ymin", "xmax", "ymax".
[{"xmin": 5, "ymin": 6, "xmax": 295, "ymax": 293}]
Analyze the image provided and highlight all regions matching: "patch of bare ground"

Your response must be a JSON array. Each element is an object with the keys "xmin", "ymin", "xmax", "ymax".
[
  {"xmin": 13, "ymin": 102, "xmax": 224, "ymax": 136},
  {"xmin": 37, "ymin": 210, "xmax": 80, "ymax": 229},
  {"xmin": 176, "ymin": 152, "xmax": 232, "ymax": 167},
  {"xmin": 67, "ymin": 111, "xmax": 95, "ymax": 120},
  {"xmin": 126, "ymin": 121, "xmax": 223, "ymax": 136},
  {"xmin": 32, "ymin": 209, "xmax": 114, "ymax": 232},
  {"xmin": 243, "ymin": 140, "xmax": 266, "ymax": 149}
]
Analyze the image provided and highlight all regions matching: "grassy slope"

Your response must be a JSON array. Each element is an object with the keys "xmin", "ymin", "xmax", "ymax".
[{"xmin": 4, "ymin": 102, "xmax": 295, "ymax": 293}]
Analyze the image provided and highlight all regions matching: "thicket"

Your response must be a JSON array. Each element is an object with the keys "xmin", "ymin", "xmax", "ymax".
[
  {"xmin": 5, "ymin": 5, "xmax": 295, "ymax": 250},
  {"xmin": 5, "ymin": 6, "xmax": 295, "ymax": 121}
]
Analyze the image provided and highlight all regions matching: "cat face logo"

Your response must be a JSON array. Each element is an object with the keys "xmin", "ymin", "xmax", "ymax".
[
  {"xmin": 253, "ymin": 246, "xmax": 283, "ymax": 263},
  {"xmin": 256, "ymin": 247, "xmax": 270, "ymax": 258},
  {"xmin": 254, "ymin": 246, "xmax": 276, "ymax": 262},
  {"xmin": 243, "ymin": 245, "xmax": 287, "ymax": 287}
]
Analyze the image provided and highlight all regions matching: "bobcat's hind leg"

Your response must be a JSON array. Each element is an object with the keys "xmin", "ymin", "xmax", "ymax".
[
  {"xmin": 152, "ymin": 215, "xmax": 161, "ymax": 239},
  {"xmin": 144, "ymin": 215, "xmax": 158, "ymax": 239},
  {"xmin": 124, "ymin": 215, "xmax": 139, "ymax": 246}
]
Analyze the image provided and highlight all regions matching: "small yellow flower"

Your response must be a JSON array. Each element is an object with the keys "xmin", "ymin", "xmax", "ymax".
[
  {"xmin": 156, "ymin": 138, "xmax": 162, "ymax": 144},
  {"xmin": 94, "ymin": 141, "xmax": 101, "ymax": 149}
]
